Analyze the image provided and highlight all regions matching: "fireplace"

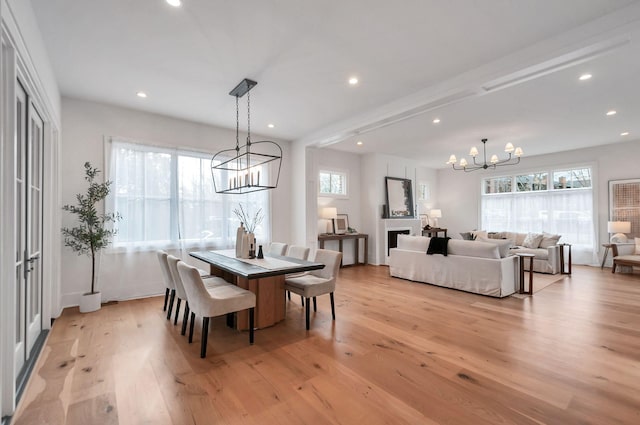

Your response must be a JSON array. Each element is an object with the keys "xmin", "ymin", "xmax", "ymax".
[{"xmin": 387, "ymin": 229, "xmax": 410, "ymax": 256}]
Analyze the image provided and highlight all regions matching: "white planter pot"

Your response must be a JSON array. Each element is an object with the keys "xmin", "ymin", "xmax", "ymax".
[{"xmin": 79, "ymin": 292, "xmax": 101, "ymax": 313}]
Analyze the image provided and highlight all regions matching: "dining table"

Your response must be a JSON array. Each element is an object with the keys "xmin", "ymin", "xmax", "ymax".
[{"xmin": 189, "ymin": 249, "xmax": 324, "ymax": 329}]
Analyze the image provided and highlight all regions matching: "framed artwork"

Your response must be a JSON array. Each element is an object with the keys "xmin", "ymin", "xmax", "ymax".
[
  {"xmin": 609, "ymin": 179, "xmax": 640, "ymax": 240},
  {"xmin": 419, "ymin": 214, "xmax": 429, "ymax": 229},
  {"xmin": 335, "ymin": 214, "xmax": 349, "ymax": 234},
  {"xmin": 385, "ymin": 177, "xmax": 415, "ymax": 218}
]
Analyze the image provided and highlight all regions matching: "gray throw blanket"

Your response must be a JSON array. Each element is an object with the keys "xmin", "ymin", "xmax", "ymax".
[{"xmin": 427, "ymin": 237, "xmax": 451, "ymax": 256}]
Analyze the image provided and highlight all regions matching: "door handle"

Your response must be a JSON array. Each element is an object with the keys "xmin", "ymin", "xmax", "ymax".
[{"xmin": 27, "ymin": 255, "xmax": 39, "ymax": 263}]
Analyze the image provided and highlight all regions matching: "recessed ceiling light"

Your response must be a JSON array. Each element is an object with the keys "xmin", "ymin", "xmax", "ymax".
[
  {"xmin": 432, "ymin": 118, "xmax": 441, "ymax": 124},
  {"xmin": 267, "ymin": 123, "xmax": 275, "ymax": 128},
  {"xmin": 356, "ymin": 141, "xmax": 363, "ymax": 146},
  {"xmin": 621, "ymin": 131, "xmax": 630, "ymax": 136},
  {"xmin": 166, "ymin": 0, "xmax": 181, "ymax": 7},
  {"xmin": 136, "ymin": 91, "xmax": 147, "ymax": 98},
  {"xmin": 348, "ymin": 77, "xmax": 359, "ymax": 85},
  {"xmin": 579, "ymin": 74, "xmax": 592, "ymax": 81},
  {"xmin": 606, "ymin": 110, "xmax": 617, "ymax": 116}
]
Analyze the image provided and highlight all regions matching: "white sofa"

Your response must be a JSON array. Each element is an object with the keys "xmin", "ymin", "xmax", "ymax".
[
  {"xmin": 472, "ymin": 231, "xmax": 561, "ymax": 274},
  {"xmin": 389, "ymin": 235, "xmax": 519, "ymax": 298}
]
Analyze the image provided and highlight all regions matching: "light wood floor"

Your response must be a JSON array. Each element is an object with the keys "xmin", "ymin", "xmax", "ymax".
[{"xmin": 12, "ymin": 265, "xmax": 640, "ymax": 424}]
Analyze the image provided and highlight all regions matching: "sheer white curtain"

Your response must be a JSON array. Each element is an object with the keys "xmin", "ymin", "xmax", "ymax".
[
  {"xmin": 482, "ymin": 188, "xmax": 597, "ymax": 264},
  {"xmin": 107, "ymin": 139, "xmax": 270, "ymax": 252}
]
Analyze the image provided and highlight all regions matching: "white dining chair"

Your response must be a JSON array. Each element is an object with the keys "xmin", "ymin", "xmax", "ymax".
[
  {"xmin": 157, "ymin": 250, "xmax": 176, "ymax": 320},
  {"xmin": 177, "ymin": 261, "xmax": 256, "ymax": 358},
  {"xmin": 267, "ymin": 242, "xmax": 288, "ymax": 256},
  {"xmin": 284, "ymin": 249, "xmax": 342, "ymax": 330},
  {"xmin": 168, "ymin": 254, "xmax": 232, "ymax": 335},
  {"xmin": 285, "ymin": 245, "xmax": 310, "ymax": 305}
]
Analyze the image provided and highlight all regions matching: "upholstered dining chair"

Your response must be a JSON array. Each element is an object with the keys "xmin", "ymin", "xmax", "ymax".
[
  {"xmin": 267, "ymin": 242, "xmax": 288, "ymax": 256},
  {"xmin": 285, "ymin": 245, "xmax": 311, "ymax": 305},
  {"xmin": 167, "ymin": 255, "xmax": 232, "ymax": 335},
  {"xmin": 177, "ymin": 261, "xmax": 256, "ymax": 358},
  {"xmin": 284, "ymin": 249, "xmax": 342, "ymax": 330},
  {"xmin": 157, "ymin": 250, "xmax": 176, "ymax": 320}
]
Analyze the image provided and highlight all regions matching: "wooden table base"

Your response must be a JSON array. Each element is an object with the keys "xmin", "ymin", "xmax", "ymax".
[{"xmin": 209, "ymin": 266, "xmax": 285, "ymax": 330}]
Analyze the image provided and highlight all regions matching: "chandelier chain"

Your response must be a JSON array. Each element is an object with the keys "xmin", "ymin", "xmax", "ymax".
[
  {"xmin": 235, "ymin": 95, "xmax": 240, "ymax": 153},
  {"xmin": 247, "ymin": 89, "xmax": 251, "ymax": 146}
]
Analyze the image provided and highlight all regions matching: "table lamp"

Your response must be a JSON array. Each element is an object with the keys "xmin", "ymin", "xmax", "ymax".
[
  {"xmin": 607, "ymin": 221, "xmax": 631, "ymax": 243},
  {"xmin": 321, "ymin": 207, "xmax": 338, "ymax": 234},
  {"xmin": 430, "ymin": 209, "xmax": 442, "ymax": 228}
]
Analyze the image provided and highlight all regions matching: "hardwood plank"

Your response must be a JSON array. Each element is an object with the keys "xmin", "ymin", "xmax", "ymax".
[{"xmin": 12, "ymin": 265, "xmax": 640, "ymax": 424}]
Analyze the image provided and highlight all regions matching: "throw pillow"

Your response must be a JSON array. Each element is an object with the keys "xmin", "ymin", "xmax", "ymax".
[
  {"xmin": 471, "ymin": 230, "xmax": 488, "ymax": 240},
  {"xmin": 459, "ymin": 232, "xmax": 476, "ymax": 241},
  {"xmin": 478, "ymin": 237, "xmax": 513, "ymax": 258},
  {"xmin": 522, "ymin": 232, "xmax": 544, "ymax": 249},
  {"xmin": 636, "ymin": 237, "xmax": 640, "ymax": 255},
  {"xmin": 539, "ymin": 232, "xmax": 561, "ymax": 249}
]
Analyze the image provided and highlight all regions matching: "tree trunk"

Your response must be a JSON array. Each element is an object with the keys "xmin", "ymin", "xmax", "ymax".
[{"xmin": 91, "ymin": 246, "xmax": 96, "ymax": 294}]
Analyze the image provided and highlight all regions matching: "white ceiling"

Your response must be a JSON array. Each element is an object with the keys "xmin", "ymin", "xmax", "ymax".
[{"xmin": 31, "ymin": 0, "xmax": 640, "ymax": 168}]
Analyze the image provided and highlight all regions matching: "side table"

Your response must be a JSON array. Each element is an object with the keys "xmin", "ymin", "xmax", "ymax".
[
  {"xmin": 317, "ymin": 233, "xmax": 369, "ymax": 267},
  {"xmin": 558, "ymin": 243, "xmax": 572, "ymax": 275},
  {"xmin": 516, "ymin": 253, "xmax": 535, "ymax": 295},
  {"xmin": 422, "ymin": 227, "xmax": 447, "ymax": 238},
  {"xmin": 601, "ymin": 243, "xmax": 612, "ymax": 270}
]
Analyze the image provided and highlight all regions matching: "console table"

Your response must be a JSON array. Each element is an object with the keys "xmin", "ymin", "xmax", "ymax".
[
  {"xmin": 318, "ymin": 233, "xmax": 368, "ymax": 267},
  {"xmin": 422, "ymin": 227, "xmax": 447, "ymax": 238}
]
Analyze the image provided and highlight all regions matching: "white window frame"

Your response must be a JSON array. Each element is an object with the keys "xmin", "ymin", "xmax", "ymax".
[
  {"xmin": 318, "ymin": 169, "xmax": 348, "ymax": 198},
  {"xmin": 105, "ymin": 138, "xmax": 270, "ymax": 252}
]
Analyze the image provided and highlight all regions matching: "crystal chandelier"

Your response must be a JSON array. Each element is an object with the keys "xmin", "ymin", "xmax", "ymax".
[
  {"xmin": 446, "ymin": 138, "xmax": 523, "ymax": 172},
  {"xmin": 211, "ymin": 78, "xmax": 282, "ymax": 194}
]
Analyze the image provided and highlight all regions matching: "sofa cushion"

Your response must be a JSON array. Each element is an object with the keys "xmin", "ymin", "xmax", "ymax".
[
  {"xmin": 636, "ymin": 237, "xmax": 640, "ymax": 255},
  {"xmin": 478, "ymin": 237, "xmax": 513, "ymax": 258},
  {"xmin": 448, "ymin": 239, "xmax": 500, "ymax": 259},
  {"xmin": 539, "ymin": 232, "xmax": 561, "ymax": 248},
  {"xmin": 522, "ymin": 232, "xmax": 544, "ymax": 248},
  {"xmin": 397, "ymin": 235, "xmax": 429, "ymax": 252}
]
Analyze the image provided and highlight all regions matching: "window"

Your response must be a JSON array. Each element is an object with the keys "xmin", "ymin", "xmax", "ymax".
[
  {"xmin": 481, "ymin": 166, "xmax": 595, "ymax": 264},
  {"xmin": 108, "ymin": 140, "xmax": 269, "ymax": 250},
  {"xmin": 319, "ymin": 170, "xmax": 347, "ymax": 196}
]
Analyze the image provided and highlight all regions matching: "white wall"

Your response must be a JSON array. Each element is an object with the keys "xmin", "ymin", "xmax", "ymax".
[
  {"xmin": 359, "ymin": 152, "xmax": 438, "ymax": 265},
  {"xmin": 60, "ymin": 97, "xmax": 292, "ymax": 306},
  {"xmin": 313, "ymin": 148, "xmax": 362, "ymax": 264},
  {"xmin": 436, "ymin": 138, "xmax": 640, "ymax": 264}
]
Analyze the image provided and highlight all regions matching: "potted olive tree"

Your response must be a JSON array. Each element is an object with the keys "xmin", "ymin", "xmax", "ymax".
[{"xmin": 62, "ymin": 162, "xmax": 120, "ymax": 313}]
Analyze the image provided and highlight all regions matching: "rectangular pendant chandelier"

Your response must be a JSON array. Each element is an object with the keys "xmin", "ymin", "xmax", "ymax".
[{"xmin": 211, "ymin": 79, "xmax": 282, "ymax": 194}]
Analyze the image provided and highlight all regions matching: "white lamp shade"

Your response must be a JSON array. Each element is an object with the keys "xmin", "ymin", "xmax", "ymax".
[
  {"xmin": 320, "ymin": 207, "xmax": 337, "ymax": 220},
  {"xmin": 459, "ymin": 158, "xmax": 468, "ymax": 167},
  {"xmin": 469, "ymin": 147, "xmax": 479, "ymax": 157},
  {"xmin": 490, "ymin": 154, "xmax": 499, "ymax": 164},
  {"xmin": 607, "ymin": 221, "xmax": 631, "ymax": 233},
  {"xmin": 514, "ymin": 147, "xmax": 523, "ymax": 157},
  {"xmin": 504, "ymin": 142, "xmax": 514, "ymax": 153},
  {"xmin": 430, "ymin": 209, "xmax": 442, "ymax": 218},
  {"xmin": 447, "ymin": 154, "xmax": 457, "ymax": 164}
]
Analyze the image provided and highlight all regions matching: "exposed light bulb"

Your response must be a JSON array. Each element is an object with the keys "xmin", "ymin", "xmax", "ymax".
[
  {"xmin": 356, "ymin": 140, "xmax": 363, "ymax": 146},
  {"xmin": 348, "ymin": 77, "xmax": 359, "ymax": 85},
  {"xmin": 621, "ymin": 132, "xmax": 630, "ymax": 136},
  {"xmin": 267, "ymin": 123, "xmax": 275, "ymax": 128},
  {"xmin": 166, "ymin": 0, "xmax": 182, "ymax": 7},
  {"xmin": 579, "ymin": 74, "xmax": 592, "ymax": 81},
  {"xmin": 432, "ymin": 118, "xmax": 441, "ymax": 124},
  {"xmin": 136, "ymin": 91, "xmax": 147, "ymax": 98},
  {"xmin": 606, "ymin": 110, "xmax": 617, "ymax": 116}
]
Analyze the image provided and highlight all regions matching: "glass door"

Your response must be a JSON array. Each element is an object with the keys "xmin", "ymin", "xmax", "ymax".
[{"xmin": 13, "ymin": 79, "xmax": 44, "ymax": 377}]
